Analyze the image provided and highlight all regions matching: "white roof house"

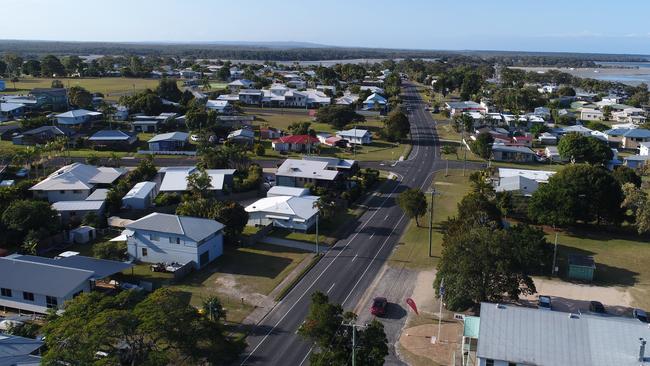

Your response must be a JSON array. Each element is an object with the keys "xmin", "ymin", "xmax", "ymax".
[
  {"xmin": 158, "ymin": 167, "xmax": 235, "ymax": 192},
  {"xmin": 302, "ymin": 156, "xmax": 357, "ymax": 171},
  {"xmin": 52, "ymin": 200, "xmax": 105, "ymax": 212},
  {"xmin": 206, "ymin": 100, "xmax": 233, "ymax": 113},
  {"xmin": 55, "ymin": 109, "xmax": 102, "ymax": 125},
  {"xmin": 227, "ymin": 128, "xmax": 255, "ymax": 142},
  {"xmin": 30, "ymin": 163, "xmax": 125, "ymax": 202},
  {"xmin": 122, "ymin": 181, "xmax": 157, "ymax": 210},
  {"xmin": 147, "ymin": 131, "xmax": 189, "ymax": 143},
  {"xmin": 267, "ymin": 186, "xmax": 310, "ymax": 197},
  {"xmin": 245, "ymin": 195, "xmax": 319, "ymax": 231},
  {"xmin": 336, "ymin": 128, "xmax": 372, "ymax": 145},
  {"xmin": 495, "ymin": 175, "xmax": 539, "ymax": 196},
  {"xmin": 276, "ymin": 159, "xmax": 339, "ymax": 181},
  {"xmin": 498, "ymin": 168, "xmax": 555, "ymax": 183}
]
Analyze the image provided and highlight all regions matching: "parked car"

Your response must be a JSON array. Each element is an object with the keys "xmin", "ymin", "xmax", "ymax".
[
  {"xmin": 537, "ymin": 295, "xmax": 552, "ymax": 310},
  {"xmin": 371, "ymin": 297, "xmax": 388, "ymax": 316},
  {"xmin": 15, "ymin": 168, "xmax": 29, "ymax": 178},
  {"xmin": 190, "ymin": 134, "xmax": 200, "ymax": 142},
  {"xmin": 589, "ymin": 301, "xmax": 606, "ymax": 314},
  {"xmin": 633, "ymin": 308, "xmax": 649, "ymax": 323}
]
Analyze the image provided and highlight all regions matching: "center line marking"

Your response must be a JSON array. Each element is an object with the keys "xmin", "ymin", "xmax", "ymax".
[
  {"xmin": 327, "ymin": 283, "xmax": 336, "ymax": 294},
  {"xmin": 352, "ymin": 254, "xmax": 358, "ymax": 262},
  {"xmin": 369, "ymin": 232, "xmax": 375, "ymax": 239}
]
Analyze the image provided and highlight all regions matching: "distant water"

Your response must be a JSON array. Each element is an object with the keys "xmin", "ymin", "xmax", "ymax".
[
  {"xmin": 589, "ymin": 61, "xmax": 650, "ymax": 86},
  {"xmin": 596, "ymin": 61, "xmax": 650, "ymax": 69}
]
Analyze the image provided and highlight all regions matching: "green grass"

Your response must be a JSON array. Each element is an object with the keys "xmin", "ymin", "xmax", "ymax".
[
  {"xmin": 550, "ymin": 227, "xmax": 650, "ymax": 310},
  {"xmin": 2, "ymin": 77, "xmax": 167, "ymax": 101},
  {"xmin": 209, "ymin": 82, "xmax": 228, "ymax": 90},
  {"xmin": 388, "ymin": 170, "xmax": 474, "ymax": 270},
  {"xmin": 267, "ymin": 208, "xmax": 364, "ymax": 246},
  {"xmin": 435, "ymin": 120, "xmax": 461, "ymax": 141}
]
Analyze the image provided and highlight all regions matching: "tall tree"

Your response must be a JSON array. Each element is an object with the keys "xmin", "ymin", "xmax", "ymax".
[
  {"xmin": 68, "ymin": 86, "xmax": 93, "ymax": 109},
  {"xmin": 316, "ymin": 105, "xmax": 365, "ymax": 129},
  {"xmin": 156, "ymin": 78, "xmax": 182, "ymax": 102},
  {"xmin": 470, "ymin": 132, "xmax": 494, "ymax": 160},
  {"xmin": 40, "ymin": 54, "xmax": 65, "ymax": 77},
  {"xmin": 557, "ymin": 133, "xmax": 613, "ymax": 165},
  {"xmin": 397, "ymin": 188, "xmax": 427, "ymax": 227},
  {"xmin": 382, "ymin": 110, "xmax": 410, "ymax": 142},
  {"xmin": 21, "ymin": 59, "xmax": 41, "ymax": 76}
]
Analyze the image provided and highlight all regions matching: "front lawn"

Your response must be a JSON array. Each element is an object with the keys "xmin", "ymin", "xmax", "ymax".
[{"xmin": 2, "ymin": 77, "xmax": 166, "ymax": 100}]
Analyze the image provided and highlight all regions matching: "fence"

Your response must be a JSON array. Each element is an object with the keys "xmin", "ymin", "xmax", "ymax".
[{"xmin": 137, "ymin": 150, "xmax": 197, "ymax": 156}]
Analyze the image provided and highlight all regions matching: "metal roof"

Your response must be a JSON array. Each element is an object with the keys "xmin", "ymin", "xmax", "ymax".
[
  {"xmin": 85, "ymin": 188, "xmax": 109, "ymax": 201},
  {"xmin": 30, "ymin": 163, "xmax": 125, "ymax": 191},
  {"xmin": 88, "ymin": 130, "xmax": 135, "ymax": 141},
  {"xmin": 55, "ymin": 109, "xmax": 102, "ymax": 118},
  {"xmin": 0, "ymin": 333, "xmax": 43, "ymax": 361},
  {"xmin": 302, "ymin": 156, "xmax": 356, "ymax": 170},
  {"xmin": 11, "ymin": 255, "xmax": 132, "ymax": 280},
  {"xmin": 126, "ymin": 212, "xmax": 225, "ymax": 242},
  {"xmin": 158, "ymin": 167, "xmax": 234, "ymax": 192},
  {"xmin": 0, "ymin": 257, "xmax": 93, "ymax": 298},
  {"xmin": 477, "ymin": 302, "xmax": 650, "ymax": 366},
  {"xmin": 122, "ymin": 181, "xmax": 157, "ymax": 200},
  {"xmin": 245, "ymin": 195, "xmax": 318, "ymax": 220},
  {"xmin": 276, "ymin": 159, "xmax": 339, "ymax": 181},
  {"xmin": 147, "ymin": 131, "xmax": 189, "ymax": 143},
  {"xmin": 267, "ymin": 186, "xmax": 310, "ymax": 197},
  {"xmin": 52, "ymin": 200, "xmax": 105, "ymax": 211}
]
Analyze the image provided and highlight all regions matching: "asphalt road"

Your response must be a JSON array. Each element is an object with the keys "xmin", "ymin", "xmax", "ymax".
[{"xmin": 239, "ymin": 82, "xmax": 457, "ymax": 365}]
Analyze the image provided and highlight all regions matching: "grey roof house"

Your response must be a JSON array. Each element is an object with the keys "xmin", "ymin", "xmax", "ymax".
[{"xmin": 0, "ymin": 333, "xmax": 43, "ymax": 366}]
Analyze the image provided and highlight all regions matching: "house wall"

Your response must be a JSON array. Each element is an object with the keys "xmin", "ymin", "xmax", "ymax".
[
  {"xmin": 623, "ymin": 136, "xmax": 650, "ymax": 149},
  {"xmin": 247, "ymin": 212, "xmax": 316, "ymax": 231},
  {"xmin": 122, "ymin": 194, "xmax": 153, "ymax": 210},
  {"xmin": 0, "ymin": 281, "xmax": 90, "ymax": 314},
  {"xmin": 477, "ymin": 358, "xmax": 518, "ymax": 366},
  {"xmin": 127, "ymin": 229, "xmax": 223, "ymax": 269},
  {"xmin": 39, "ymin": 189, "xmax": 92, "ymax": 203},
  {"xmin": 58, "ymin": 206, "xmax": 105, "ymax": 224}
]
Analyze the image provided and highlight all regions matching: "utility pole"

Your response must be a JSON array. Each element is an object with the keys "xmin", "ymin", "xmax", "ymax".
[
  {"xmin": 341, "ymin": 321, "xmax": 366, "ymax": 366},
  {"xmin": 315, "ymin": 212, "xmax": 319, "ymax": 255},
  {"xmin": 428, "ymin": 188, "xmax": 435, "ymax": 257},
  {"xmin": 551, "ymin": 229, "xmax": 559, "ymax": 276}
]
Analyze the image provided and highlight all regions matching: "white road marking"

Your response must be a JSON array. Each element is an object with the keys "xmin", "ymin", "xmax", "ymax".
[
  {"xmin": 384, "ymin": 215, "xmax": 389, "ymax": 220},
  {"xmin": 369, "ymin": 232, "xmax": 375, "ymax": 239},
  {"xmin": 327, "ymin": 282, "xmax": 336, "ymax": 294},
  {"xmin": 298, "ymin": 346, "xmax": 313, "ymax": 366},
  {"xmin": 352, "ymin": 254, "xmax": 358, "ymax": 262}
]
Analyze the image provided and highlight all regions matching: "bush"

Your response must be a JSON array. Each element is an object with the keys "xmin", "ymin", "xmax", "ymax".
[
  {"xmin": 93, "ymin": 241, "xmax": 127, "ymax": 261},
  {"xmin": 155, "ymin": 192, "xmax": 181, "ymax": 206}
]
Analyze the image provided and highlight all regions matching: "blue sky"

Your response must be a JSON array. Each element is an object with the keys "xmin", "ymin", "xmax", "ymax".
[{"xmin": 2, "ymin": 0, "xmax": 650, "ymax": 54}]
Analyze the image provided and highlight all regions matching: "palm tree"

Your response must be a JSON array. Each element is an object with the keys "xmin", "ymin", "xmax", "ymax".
[
  {"xmin": 12, "ymin": 146, "xmax": 38, "ymax": 178},
  {"xmin": 99, "ymin": 101, "xmax": 117, "ymax": 130},
  {"xmin": 201, "ymin": 76, "xmax": 212, "ymax": 92},
  {"xmin": 202, "ymin": 296, "xmax": 226, "ymax": 321}
]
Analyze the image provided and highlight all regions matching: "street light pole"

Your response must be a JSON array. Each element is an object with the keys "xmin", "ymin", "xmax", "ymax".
[
  {"xmin": 342, "ymin": 321, "xmax": 365, "ymax": 366},
  {"xmin": 551, "ymin": 230, "xmax": 559, "ymax": 276},
  {"xmin": 428, "ymin": 188, "xmax": 435, "ymax": 257},
  {"xmin": 315, "ymin": 212, "xmax": 319, "ymax": 255}
]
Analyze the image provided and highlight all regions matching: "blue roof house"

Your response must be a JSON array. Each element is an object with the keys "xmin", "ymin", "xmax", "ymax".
[
  {"xmin": 125, "ymin": 213, "xmax": 225, "ymax": 269},
  {"xmin": 147, "ymin": 132, "xmax": 189, "ymax": 151},
  {"xmin": 55, "ymin": 109, "xmax": 102, "ymax": 126},
  {"xmin": 362, "ymin": 93, "xmax": 388, "ymax": 111}
]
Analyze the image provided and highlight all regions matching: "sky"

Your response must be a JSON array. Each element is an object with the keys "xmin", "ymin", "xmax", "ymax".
[{"xmin": 2, "ymin": 0, "xmax": 650, "ymax": 55}]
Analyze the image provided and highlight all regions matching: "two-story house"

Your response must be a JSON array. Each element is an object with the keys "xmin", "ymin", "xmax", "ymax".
[
  {"xmin": 275, "ymin": 159, "xmax": 340, "ymax": 188},
  {"xmin": 30, "ymin": 163, "xmax": 126, "ymax": 202},
  {"xmin": 125, "ymin": 213, "xmax": 225, "ymax": 269}
]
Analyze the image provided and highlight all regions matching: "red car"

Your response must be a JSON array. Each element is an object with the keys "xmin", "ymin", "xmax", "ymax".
[{"xmin": 371, "ymin": 297, "xmax": 388, "ymax": 316}]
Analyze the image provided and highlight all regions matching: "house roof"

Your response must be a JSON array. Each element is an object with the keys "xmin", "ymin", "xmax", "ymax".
[
  {"xmin": 30, "ymin": 163, "xmax": 125, "ymax": 191},
  {"xmin": 147, "ymin": 132, "xmax": 189, "ymax": 143},
  {"xmin": 55, "ymin": 109, "xmax": 102, "ymax": 118},
  {"xmin": 88, "ymin": 130, "xmax": 135, "ymax": 141},
  {"xmin": 10, "ymin": 254, "xmax": 132, "ymax": 280},
  {"xmin": 85, "ymin": 188, "xmax": 109, "ymax": 201},
  {"xmin": 245, "ymin": 195, "xmax": 318, "ymax": 220},
  {"xmin": 0, "ymin": 103, "xmax": 24, "ymax": 112},
  {"xmin": 228, "ymin": 79, "xmax": 253, "ymax": 86},
  {"xmin": 158, "ymin": 167, "xmax": 235, "ymax": 192},
  {"xmin": 446, "ymin": 101, "xmax": 482, "ymax": 109},
  {"xmin": 477, "ymin": 302, "xmax": 650, "ymax": 366},
  {"xmin": 126, "ymin": 212, "xmax": 224, "ymax": 242},
  {"xmin": 227, "ymin": 129, "xmax": 255, "ymax": 139},
  {"xmin": 273, "ymin": 135, "xmax": 319, "ymax": 144},
  {"xmin": 498, "ymin": 168, "xmax": 555, "ymax": 183},
  {"xmin": 22, "ymin": 125, "xmax": 73, "ymax": 136},
  {"xmin": 267, "ymin": 186, "xmax": 310, "ymax": 197},
  {"xmin": 0, "ymin": 257, "xmax": 93, "ymax": 298},
  {"xmin": 495, "ymin": 175, "xmax": 538, "ymax": 194},
  {"xmin": 0, "ymin": 333, "xmax": 43, "ymax": 361},
  {"xmin": 605, "ymin": 128, "xmax": 650, "ymax": 139},
  {"xmin": 492, "ymin": 144, "xmax": 536, "ymax": 155},
  {"xmin": 276, "ymin": 159, "xmax": 339, "ymax": 181},
  {"xmin": 336, "ymin": 128, "xmax": 370, "ymax": 138},
  {"xmin": 206, "ymin": 100, "xmax": 230, "ymax": 109},
  {"xmin": 52, "ymin": 200, "xmax": 105, "ymax": 212},
  {"xmin": 302, "ymin": 156, "xmax": 356, "ymax": 170},
  {"xmin": 363, "ymin": 93, "xmax": 387, "ymax": 104},
  {"xmin": 123, "ymin": 181, "xmax": 157, "ymax": 200}
]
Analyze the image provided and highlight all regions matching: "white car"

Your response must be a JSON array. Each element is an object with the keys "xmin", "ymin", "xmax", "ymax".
[
  {"xmin": 538, "ymin": 295, "xmax": 552, "ymax": 310},
  {"xmin": 190, "ymin": 134, "xmax": 200, "ymax": 142}
]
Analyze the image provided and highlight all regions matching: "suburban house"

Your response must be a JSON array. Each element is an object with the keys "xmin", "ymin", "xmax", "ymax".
[
  {"xmin": 533, "ymin": 106, "xmax": 551, "ymax": 119},
  {"xmin": 579, "ymin": 108, "xmax": 604, "ymax": 121},
  {"xmin": 227, "ymin": 128, "xmax": 255, "ymax": 145},
  {"xmin": 604, "ymin": 128, "xmax": 650, "ymax": 149},
  {"xmin": 336, "ymin": 93, "xmax": 360, "ymax": 106},
  {"xmin": 122, "ymin": 181, "xmax": 157, "ymax": 210},
  {"xmin": 538, "ymin": 132, "xmax": 558, "ymax": 145},
  {"xmin": 624, "ymin": 154, "xmax": 650, "ymax": 169},
  {"xmin": 158, "ymin": 166, "xmax": 235, "ymax": 194},
  {"xmin": 445, "ymin": 101, "xmax": 486, "ymax": 116},
  {"xmin": 0, "ymin": 254, "xmax": 132, "ymax": 314},
  {"xmin": 362, "ymin": 93, "xmax": 387, "ymax": 110},
  {"xmin": 228, "ymin": 79, "xmax": 254, "ymax": 92},
  {"xmin": 114, "ymin": 105, "xmax": 129, "ymax": 120},
  {"xmin": 54, "ymin": 109, "xmax": 102, "ymax": 126},
  {"xmin": 125, "ymin": 213, "xmax": 225, "ymax": 269},
  {"xmin": 52, "ymin": 200, "xmax": 105, "ymax": 224},
  {"xmin": 131, "ymin": 113, "xmax": 179, "ymax": 132},
  {"xmin": 29, "ymin": 88, "xmax": 68, "ymax": 111},
  {"xmin": 12, "ymin": 125, "xmax": 74, "ymax": 145},
  {"xmin": 238, "ymin": 89, "xmax": 264, "ymax": 105},
  {"xmin": 30, "ymin": 163, "xmax": 126, "ymax": 202},
  {"xmin": 147, "ymin": 132, "xmax": 189, "ymax": 151},
  {"xmin": 266, "ymin": 185, "xmax": 310, "ymax": 198},
  {"xmin": 88, "ymin": 130, "xmax": 138, "ymax": 148},
  {"xmin": 491, "ymin": 144, "xmax": 537, "ymax": 162},
  {"xmin": 302, "ymin": 156, "xmax": 359, "ymax": 176},
  {"xmin": 640, "ymin": 141, "xmax": 650, "ymax": 156},
  {"xmin": 245, "ymin": 195, "xmax": 319, "ymax": 231},
  {"xmin": 275, "ymin": 159, "xmax": 340, "ymax": 188},
  {"xmin": 0, "ymin": 102, "xmax": 25, "ymax": 122},
  {"xmin": 260, "ymin": 127, "xmax": 282, "ymax": 139},
  {"xmin": 272, "ymin": 135, "xmax": 320, "ymax": 152},
  {"xmin": 206, "ymin": 100, "xmax": 234, "ymax": 114},
  {"xmin": 0, "ymin": 125, "xmax": 21, "ymax": 141},
  {"xmin": 494, "ymin": 168, "xmax": 555, "ymax": 196},
  {"xmin": 0, "ymin": 332, "xmax": 43, "ymax": 365},
  {"xmin": 475, "ymin": 302, "xmax": 650, "ymax": 366},
  {"xmin": 336, "ymin": 128, "xmax": 372, "ymax": 145}
]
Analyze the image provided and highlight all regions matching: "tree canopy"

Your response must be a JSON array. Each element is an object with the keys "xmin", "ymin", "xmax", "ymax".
[
  {"xmin": 316, "ymin": 105, "xmax": 365, "ymax": 129},
  {"xmin": 397, "ymin": 188, "xmax": 427, "ymax": 227},
  {"xmin": 382, "ymin": 110, "xmax": 410, "ymax": 142},
  {"xmin": 557, "ymin": 133, "xmax": 613, "ymax": 165}
]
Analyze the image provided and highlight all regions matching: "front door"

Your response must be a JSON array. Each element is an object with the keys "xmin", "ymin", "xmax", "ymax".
[{"xmin": 199, "ymin": 251, "xmax": 209, "ymax": 267}]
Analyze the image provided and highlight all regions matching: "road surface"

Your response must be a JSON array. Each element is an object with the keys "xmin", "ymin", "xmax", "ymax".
[{"xmin": 240, "ymin": 82, "xmax": 451, "ymax": 365}]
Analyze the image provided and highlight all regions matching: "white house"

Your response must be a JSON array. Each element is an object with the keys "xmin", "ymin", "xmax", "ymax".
[
  {"xmin": 0, "ymin": 102, "xmax": 25, "ymax": 122},
  {"xmin": 122, "ymin": 181, "xmax": 157, "ymax": 210},
  {"xmin": 228, "ymin": 79, "xmax": 254, "ymax": 92},
  {"xmin": 147, "ymin": 132, "xmax": 189, "ymax": 151},
  {"xmin": 52, "ymin": 200, "xmax": 105, "ymax": 224},
  {"xmin": 266, "ymin": 186, "xmax": 310, "ymax": 198},
  {"xmin": 275, "ymin": 159, "xmax": 339, "ymax": 188},
  {"xmin": 445, "ymin": 101, "xmax": 486, "ymax": 116},
  {"xmin": 362, "ymin": 93, "xmax": 387, "ymax": 110},
  {"xmin": 54, "ymin": 109, "xmax": 102, "ymax": 126},
  {"xmin": 206, "ymin": 100, "xmax": 234, "ymax": 114},
  {"xmin": 158, "ymin": 166, "xmax": 235, "ymax": 193},
  {"xmin": 336, "ymin": 128, "xmax": 372, "ymax": 145},
  {"xmin": 579, "ymin": 108, "xmax": 604, "ymax": 121},
  {"xmin": 227, "ymin": 128, "xmax": 255, "ymax": 144},
  {"xmin": 30, "ymin": 163, "xmax": 126, "ymax": 202},
  {"xmin": 538, "ymin": 132, "xmax": 557, "ymax": 145},
  {"xmin": 640, "ymin": 141, "xmax": 650, "ymax": 156},
  {"xmin": 245, "ymin": 195, "xmax": 319, "ymax": 231},
  {"xmin": 494, "ymin": 168, "xmax": 556, "ymax": 196},
  {"xmin": 125, "ymin": 213, "xmax": 225, "ymax": 269}
]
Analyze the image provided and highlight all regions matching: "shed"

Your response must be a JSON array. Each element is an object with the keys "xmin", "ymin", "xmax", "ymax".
[
  {"xmin": 69, "ymin": 226, "xmax": 96, "ymax": 244},
  {"xmin": 122, "ymin": 181, "xmax": 157, "ymax": 209},
  {"xmin": 568, "ymin": 254, "xmax": 595, "ymax": 281}
]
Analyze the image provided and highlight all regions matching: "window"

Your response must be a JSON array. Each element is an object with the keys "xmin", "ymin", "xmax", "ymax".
[
  {"xmin": 0, "ymin": 288, "xmax": 11, "ymax": 297},
  {"xmin": 59, "ymin": 190, "xmax": 65, "ymax": 194},
  {"xmin": 23, "ymin": 292, "xmax": 34, "ymax": 301},
  {"xmin": 141, "ymin": 248, "xmax": 148, "ymax": 257},
  {"xmin": 485, "ymin": 360, "xmax": 494, "ymax": 366},
  {"xmin": 508, "ymin": 363, "xmax": 516, "ymax": 366},
  {"xmin": 169, "ymin": 236, "xmax": 180, "ymax": 244},
  {"xmin": 73, "ymin": 190, "xmax": 81, "ymax": 193},
  {"xmin": 149, "ymin": 234, "xmax": 159, "ymax": 241},
  {"xmin": 46, "ymin": 296, "xmax": 58, "ymax": 309}
]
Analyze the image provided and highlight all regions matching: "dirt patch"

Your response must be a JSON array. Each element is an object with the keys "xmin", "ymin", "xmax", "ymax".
[
  {"xmin": 213, "ymin": 274, "xmax": 273, "ymax": 309},
  {"xmin": 410, "ymin": 269, "xmax": 437, "ymax": 315},
  {"xmin": 399, "ymin": 322, "xmax": 461, "ymax": 366}
]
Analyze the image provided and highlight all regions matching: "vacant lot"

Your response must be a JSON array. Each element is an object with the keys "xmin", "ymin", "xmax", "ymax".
[
  {"xmin": 2, "ymin": 77, "xmax": 166, "ymax": 100},
  {"xmin": 389, "ymin": 170, "xmax": 473, "ymax": 270}
]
